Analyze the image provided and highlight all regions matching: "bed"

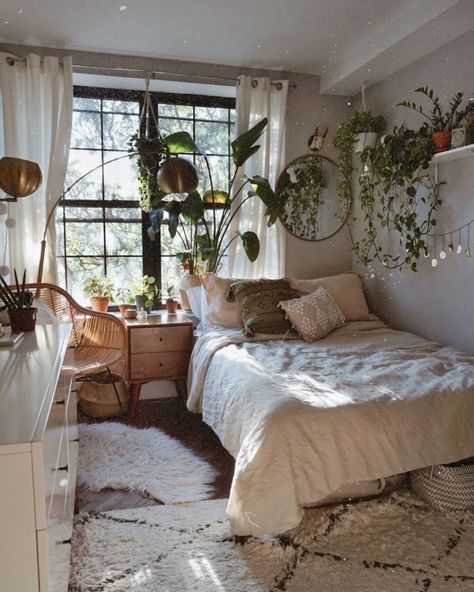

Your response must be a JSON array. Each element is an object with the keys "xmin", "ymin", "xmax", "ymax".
[{"xmin": 186, "ymin": 274, "xmax": 474, "ymax": 536}]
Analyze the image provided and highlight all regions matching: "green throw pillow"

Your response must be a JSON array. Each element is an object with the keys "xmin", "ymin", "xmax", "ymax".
[{"xmin": 227, "ymin": 279, "xmax": 293, "ymax": 337}]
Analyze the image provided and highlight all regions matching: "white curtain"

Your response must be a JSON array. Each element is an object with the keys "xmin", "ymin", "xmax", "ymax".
[
  {"xmin": 0, "ymin": 53, "xmax": 73, "ymax": 284},
  {"xmin": 228, "ymin": 75, "xmax": 288, "ymax": 279}
]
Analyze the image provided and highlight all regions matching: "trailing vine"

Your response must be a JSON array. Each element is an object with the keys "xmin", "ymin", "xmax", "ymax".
[
  {"xmin": 128, "ymin": 133, "xmax": 169, "ymax": 211},
  {"xmin": 354, "ymin": 124, "xmax": 442, "ymax": 271}
]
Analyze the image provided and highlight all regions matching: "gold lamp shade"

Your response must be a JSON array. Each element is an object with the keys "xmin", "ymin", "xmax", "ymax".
[
  {"xmin": 158, "ymin": 157, "xmax": 199, "ymax": 194},
  {"xmin": 0, "ymin": 157, "xmax": 42, "ymax": 201}
]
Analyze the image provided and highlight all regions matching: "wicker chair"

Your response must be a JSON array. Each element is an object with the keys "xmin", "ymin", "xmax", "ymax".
[{"xmin": 25, "ymin": 282, "xmax": 127, "ymax": 409}]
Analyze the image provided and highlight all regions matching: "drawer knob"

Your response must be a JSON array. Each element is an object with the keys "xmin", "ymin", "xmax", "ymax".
[
  {"xmin": 60, "ymin": 538, "xmax": 72, "ymax": 545},
  {"xmin": 58, "ymin": 464, "xmax": 69, "ymax": 471},
  {"xmin": 55, "ymin": 398, "xmax": 66, "ymax": 405},
  {"xmin": 159, "ymin": 337, "xmax": 163, "ymax": 342},
  {"xmin": 159, "ymin": 362, "xmax": 163, "ymax": 367}
]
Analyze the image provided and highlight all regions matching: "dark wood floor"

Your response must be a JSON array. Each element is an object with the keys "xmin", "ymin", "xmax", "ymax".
[{"xmin": 77, "ymin": 396, "xmax": 235, "ymax": 513}]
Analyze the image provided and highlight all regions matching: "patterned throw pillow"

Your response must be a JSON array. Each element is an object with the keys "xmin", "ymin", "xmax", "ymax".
[
  {"xmin": 279, "ymin": 287, "xmax": 345, "ymax": 342},
  {"xmin": 226, "ymin": 279, "xmax": 293, "ymax": 337}
]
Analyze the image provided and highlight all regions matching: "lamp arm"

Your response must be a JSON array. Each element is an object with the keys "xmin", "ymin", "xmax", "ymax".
[{"xmin": 37, "ymin": 152, "xmax": 138, "ymax": 283}]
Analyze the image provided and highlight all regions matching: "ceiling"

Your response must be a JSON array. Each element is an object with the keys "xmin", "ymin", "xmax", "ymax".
[{"xmin": 0, "ymin": 0, "xmax": 472, "ymax": 95}]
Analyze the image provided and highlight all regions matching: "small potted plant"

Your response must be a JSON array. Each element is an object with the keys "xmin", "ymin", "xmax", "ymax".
[
  {"xmin": 397, "ymin": 86, "xmax": 470, "ymax": 153},
  {"xmin": 0, "ymin": 269, "xmax": 37, "ymax": 332},
  {"xmin": 115, "ymin": 287, "xmax": 134, "ymax": 316},
  {"xmin": 131, "ymin": 275, "xmax": 159, "ymax": 311},
  {"xmin": 164, "ymin": 284, "xmax": 179, "ymax": 314},
  {"xmin": 82, "ymin": 276, "xmax": 114, "ymax": 312}
]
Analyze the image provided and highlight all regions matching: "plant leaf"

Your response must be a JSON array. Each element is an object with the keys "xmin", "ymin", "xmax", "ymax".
[
  {"xmin": 248, "ymin": 175, "xmax": 284, "ymax": 225},
  {"xmin": 231, "ymin": 118, "xmax": 267, "ymax": 167},
  {"xmin": 163, "ymin": 131, "xmax": 204, "ymax": 155},
  {"xmin": 240, "ymin": 231, "xmax": 260, "ymax": 262},
  {"xmin": 181, "ymin": 191, "xmax": 204, "ymax": 224}
]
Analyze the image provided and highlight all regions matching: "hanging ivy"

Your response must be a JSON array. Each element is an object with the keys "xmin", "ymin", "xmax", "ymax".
[
  {"xmin": 128, "ymin": 133, "xmax": 169, "ymax": 211},
  {"xmin": 354, "ymin": 124, "xmax": 442, "ymax": 271}
]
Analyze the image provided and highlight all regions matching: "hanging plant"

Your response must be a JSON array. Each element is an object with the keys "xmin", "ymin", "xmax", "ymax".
[
  {"xmin": 128, "ymin": 132, "xmax": 169, "ymax": 211},
  {"xmin": 354, "ymin": 124, "xmax": 442, "ymax": 271},
  {"xmin": 332, "ymin": 109, "xmax": 385, "ymax": 208}
]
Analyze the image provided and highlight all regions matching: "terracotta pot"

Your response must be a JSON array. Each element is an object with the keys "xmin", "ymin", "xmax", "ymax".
[
  {"xmin": 90, "ymin": 296, "xmax": 109, "ymax": 312},
  {"xmin": 8, "ymin": 307, "xmax": 37, "ymax": 332},
  {"xmin": 432, "ymin": 131, "xmax": 452, "ymax": 153},
  {"xmin": 166, "ymin": 300, "xmax": 179, "ymax": 314},
  {"xmin": 118, "ymin": 303, "xmax": 130, "ymax": 316},
  {"xmin": 179, "ymin": 274, "xmax": 201, "ymax": 311}
]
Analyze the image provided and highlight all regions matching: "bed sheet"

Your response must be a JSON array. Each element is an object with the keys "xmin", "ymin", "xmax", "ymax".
[{"xmin": 187, "ymin": 319, "xmax": 474, "ymax": 535}]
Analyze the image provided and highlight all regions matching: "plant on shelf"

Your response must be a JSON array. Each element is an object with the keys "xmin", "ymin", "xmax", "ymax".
[
  {"xmin": 130, "ymin": 274, "xmax": 159, "ymax": 311},
  {"xmin": 354, "ymin": 124, "xmax": 441, "ymax": 271},
  {"xmin": 0, "ymin": 270, "xmax": 37, "ymax": 332},
  {"xmin": 146, "ymin": 118, "xmax": 285, "ymax": 275},
  {"xmin": 164, "ymin": 284, "xmax": 178, "ymax": 314},
  {"xmin": 397, "ymin": 86, "xmax": 470, "ymax": 152},
  {"xmin": 332, "ymin": 109, "xmax": 385, "ymax": 206},
  {"xmin": 82, "ymin": 276, "xmax": 114, "ymax": 312},
  {"xmin": 115, "ymin": 287, "xmax": 134, "ymax": 315}
]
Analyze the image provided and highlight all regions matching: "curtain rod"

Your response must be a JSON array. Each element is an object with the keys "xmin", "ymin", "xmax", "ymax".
[{"xmin": 5, "ymin": 55, "xmax": 296, "ymax": 89}]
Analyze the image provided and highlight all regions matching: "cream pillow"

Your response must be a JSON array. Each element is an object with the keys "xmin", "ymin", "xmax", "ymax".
[
  {"xmin": 287, "ymin": 271, "xmax": 370, "ymax": 322},
  {"xmin": 201, "ymin": 274, "xmax": 243, "ymax": 328},
  {"xmin": 279, "ymin": 287, "xmax": 345, "ymax": 342}
]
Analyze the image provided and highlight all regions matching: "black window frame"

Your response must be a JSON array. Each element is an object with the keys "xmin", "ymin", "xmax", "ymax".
[{"xmin": 57, "ymin": 85, "xmax": 235, "ymax": 299}]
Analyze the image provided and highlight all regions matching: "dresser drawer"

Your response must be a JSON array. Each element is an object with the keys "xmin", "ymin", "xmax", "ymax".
[
  {"xmin": 130, "ymin": 350, "xmax": 190, "ymax": 380},
  {"xmin": 130, "ymin": 325, "xmax": 191, "ymax": 354}
]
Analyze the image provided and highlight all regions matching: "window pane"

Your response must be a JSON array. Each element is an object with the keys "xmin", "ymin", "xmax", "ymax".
[
  {"xmin": 66, "ymin": 257, "xmax": 105, "ymax": 305},
  {"xmin": 71, "ymin": 111, "xmax": 102, "ymax": 149},
  {"xmin": 102, "ymin": 99, "xmax": 140, "ymax": 114},
  {"xmin": 65, "ymin": 222, "xmax": 104, "ymax": 256},
  {"xmin": 65, "ymin": 150, "xmax": 103, "ymax": 200},
  {"xmin": 161, "ymin": 255, "xmax": 182, "ymax": 297},
  {"xmin": 195, "ymin": 106, "xmax": 229, "ymax": 122},
  {"xmin": 73, "ymin": 97, "xmax": 100, "ymax": 111},
  {"xmin": 105, "ymin": 221, "xmax": 142, "ymax": 256},
  {"xmin": 106, "ymin": 256, "xmax": 143, "ymax": 290},
  {"xmin": 103, "ymin": 150, "xmax": 139, "ymax": 200},
  {"xmin": 197, "ymin": 155, "xmax": 230, "ymax": 194},
  {"xmin": 158, "ymin": 118, "xmax": 193, "ymax": 138},
  {"xmin": 195, "ymin": 121, "xmax": 229, "ymax": 154},
  {"xmin": 158, "ymin": 104, "xmax": 193, "ymax": 119},
  {"xmin": 105, "ymin": 207, "xmax": 142, "ymax": 221},
  {"xmin": 103, "ymin": 113, "xmax": 139, "ymax": 150}
]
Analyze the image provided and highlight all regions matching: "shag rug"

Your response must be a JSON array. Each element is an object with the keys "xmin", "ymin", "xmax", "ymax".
[
  {"xmin": 69, "ymin": 490, "xmax": 474, "ymax": 592},
  {"xmin": 78, "ymin": 422, "xmax": 217, "ymax": 503}
]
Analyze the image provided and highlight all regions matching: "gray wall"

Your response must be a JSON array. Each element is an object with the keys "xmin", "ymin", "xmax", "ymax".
[{"xmin": 352, "ymin": 31, "xmax": 474, "ymax": 353}]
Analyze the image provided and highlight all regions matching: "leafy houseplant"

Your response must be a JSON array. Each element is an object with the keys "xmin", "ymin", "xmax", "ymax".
[
  {"xmin": 354, "ymin": 124, "xmax": 441, "ymax": 271},
  {"xmin": 82, "ymin": 276, "xmax": 114, "ymax": 312},
  {"xmin": 332, "ymin": 110, "xmax": 385, "ymax": 206},
  {"xmin": 131, "ymin": 274, "xmax": 159, "ymax": 311},
  {"xmin": 164, "ymin": 284, "xmax": 178, "ymax": 314},
  {"xmin": 397, "ymin": 87, "xmax": 470, "ymax": 152},
  {"xmin": 147, "ymin": 118, "xmax": 285, "ymax": 275},
  {"xmin": 0, "ymin": 269, "xmax": 37, "ymax": 331},
  {"xmin": 115, "ymin": 287, "xmax": 134, "ymax": 315}
]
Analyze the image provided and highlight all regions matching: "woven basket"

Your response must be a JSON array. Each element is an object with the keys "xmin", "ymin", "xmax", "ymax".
[{"xmin": 409, "ymin": 460, "xmax": 474, "ymax": 511}]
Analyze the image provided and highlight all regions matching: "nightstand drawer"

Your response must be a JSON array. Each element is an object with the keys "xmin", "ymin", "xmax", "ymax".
[
  {"xmin": 130, "ymin": 351, "xmax": 190, "ymax": 380},
  {"xmin": 130, "ymin": 326, "xmax": 191, "ymax": 354}
]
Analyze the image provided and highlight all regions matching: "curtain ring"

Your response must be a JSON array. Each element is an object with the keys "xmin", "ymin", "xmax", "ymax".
[
  {"xmin": 274, "ymin": 82, "xmax": 283, "ymax": 91},
  {"xmin": 251, "ymin": 79, "xmax": 258, "ymax": 88}
]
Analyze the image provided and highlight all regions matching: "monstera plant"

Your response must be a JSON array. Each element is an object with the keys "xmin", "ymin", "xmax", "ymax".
[{"xmin": 147, "ymin": 118, "xmax": 284, "ymax": 274}]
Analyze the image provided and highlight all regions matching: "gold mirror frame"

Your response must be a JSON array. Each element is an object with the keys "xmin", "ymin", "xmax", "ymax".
[{"xmin": 276, "ymin": 153, "xmax": 351, "ymax": 241}]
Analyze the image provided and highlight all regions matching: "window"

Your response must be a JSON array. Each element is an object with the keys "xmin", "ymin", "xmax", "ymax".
[{"xmin": 56, "ymin": 86, "xmax": 235, "ymax": 303}]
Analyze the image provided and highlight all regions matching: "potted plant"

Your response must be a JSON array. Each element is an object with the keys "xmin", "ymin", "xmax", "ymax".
[
  {"xmin": 0, "ymin": 269, "xmax": 37, "ymax": 332},
  {"xmin": 131, "ymin": 275, "xmax": 159, "ymax": 311},
  {"xmin": 115, "ymin": 287, "xmax": 134, "ymax": 316},
  {"xmin": 164, "ymin": 284, "xmax": 178, "ymax": 314},
  {"xmin": 332, "ymin": 110, "xmax": 385, "ymax": 206},
  {"xmin": 146, "ymin": 118, "xmax": 284, "ymax": 280},
  {"xmin": 397, "ymin": 86, "xmax": 470, "ymax": 153},
  {"xmin": 354, "ymin": 123, "xmax": 441, "ymax": 271},
  {"xmin": 82, "ymin": 276, "xmax": 114, "ymax": 312}
]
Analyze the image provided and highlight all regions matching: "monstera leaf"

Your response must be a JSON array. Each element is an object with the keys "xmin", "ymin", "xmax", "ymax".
[{"xmin": 231, "ymin": 118, "xmax": 268, "ymax": 168}]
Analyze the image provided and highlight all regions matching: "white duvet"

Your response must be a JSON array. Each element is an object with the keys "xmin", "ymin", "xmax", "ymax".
[{"xmin": 187, "ymin": 318, "xmax": 474, "ymax": 536}]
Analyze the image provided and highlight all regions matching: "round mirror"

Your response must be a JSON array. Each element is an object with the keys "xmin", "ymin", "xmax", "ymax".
[{"xmin": 276, "ymin": 154, "xmax": 351, "ymax": 241}]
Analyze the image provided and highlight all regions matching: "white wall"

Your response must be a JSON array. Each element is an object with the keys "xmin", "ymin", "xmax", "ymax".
[{"xmin": 352, "ymin": 31, "xmax": 474, "ymax": 353}]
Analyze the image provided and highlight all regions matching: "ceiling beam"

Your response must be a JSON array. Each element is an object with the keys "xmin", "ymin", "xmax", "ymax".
[{"xmin": 320, "ymin": 0, "xmax": 474, "ymax": 96}]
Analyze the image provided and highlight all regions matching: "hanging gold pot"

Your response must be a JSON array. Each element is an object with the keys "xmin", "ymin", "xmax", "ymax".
[
  {"xmin": 0, "ymin": 157, "xmax": 42, "ymax": 199},
  {"xmin": 158, "ymin": 157, "xmax": 199, "ymax": 194}
]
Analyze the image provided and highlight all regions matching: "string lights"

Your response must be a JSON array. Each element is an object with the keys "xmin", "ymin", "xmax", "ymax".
[{"xmin": 426, "ymin": 218, "xmax": 473, "ymax": 267}]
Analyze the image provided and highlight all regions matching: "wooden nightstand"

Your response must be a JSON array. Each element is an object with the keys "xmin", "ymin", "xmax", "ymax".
[{"xmin": 119, "ymin": 311, "xmax": 194, "ymax": 417}]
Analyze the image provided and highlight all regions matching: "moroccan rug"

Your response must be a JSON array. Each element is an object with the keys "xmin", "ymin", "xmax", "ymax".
[
  {"xmin": 78, "ymin": 422, "xmax": 217, "ymax": 503},
  {"xmin": 69, "ymin": 490, "xmax": 474, "ymax": 591}
]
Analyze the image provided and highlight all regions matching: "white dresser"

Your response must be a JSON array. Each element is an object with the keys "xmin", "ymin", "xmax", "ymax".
[{"xmin": 0, "ymin": 324, "xmax": 78, "ymax": 592}]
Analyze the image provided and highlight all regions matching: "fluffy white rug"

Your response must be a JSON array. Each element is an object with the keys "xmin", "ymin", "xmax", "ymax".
[
  {"xmin": 70, "ymin": 490, "xmax": 474, "ymax": 591},
  {"xmin": 78, "ymin": 422, "xmax": 217, "ymax": 503}
]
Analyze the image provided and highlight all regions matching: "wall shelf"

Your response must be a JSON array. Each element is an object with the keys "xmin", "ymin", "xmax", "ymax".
[{"xmin": 431, "ymin": 143, "xmax": 474, "ymax": 164}]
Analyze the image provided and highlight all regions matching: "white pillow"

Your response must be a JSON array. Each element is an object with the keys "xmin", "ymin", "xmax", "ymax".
[
  {"xmin": 186, "ymin": 286, "xmax": 203, "ymax": 321},
  {"xmin": 279, "ymin": 287, "xmax": 345, "ymax": 342},
  {"xmin": 201, "ymin": 274, "xmax": 243, "ymax": 329}
]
